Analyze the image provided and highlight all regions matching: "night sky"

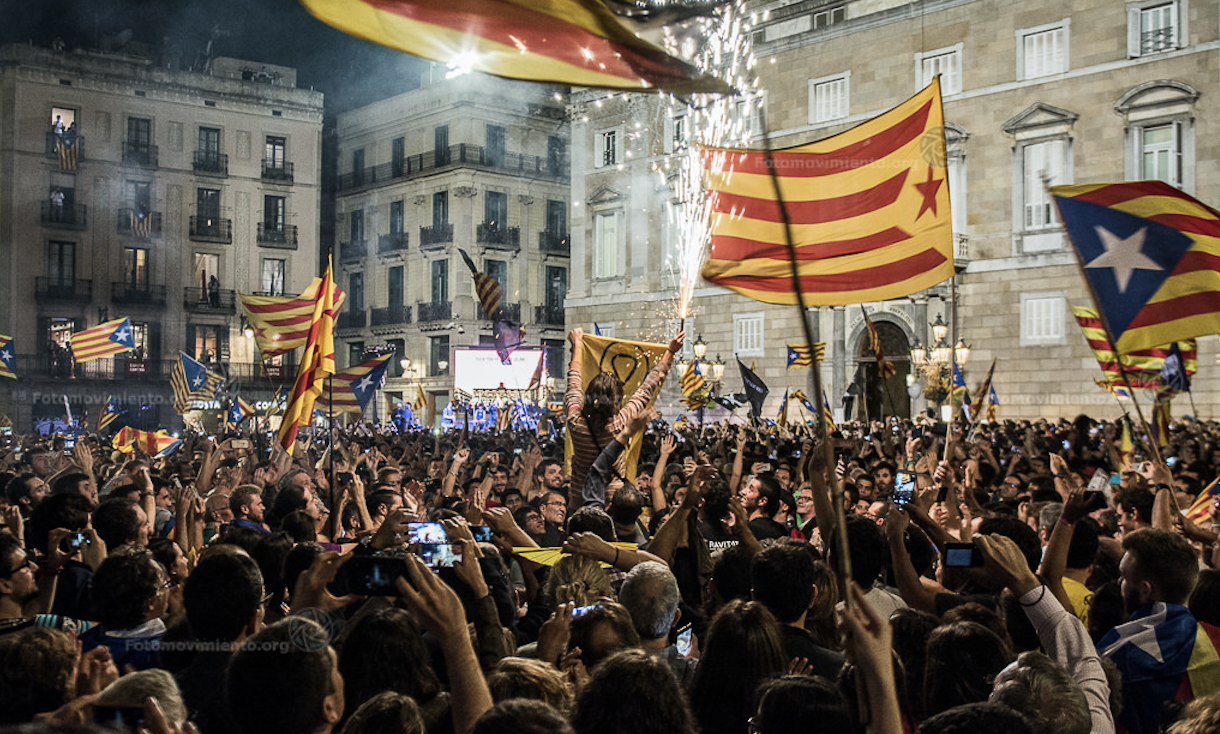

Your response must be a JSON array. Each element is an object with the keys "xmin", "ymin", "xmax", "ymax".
[{"xmin": 3, "ymin": 0, "xmax": 429, "ymax": 112}]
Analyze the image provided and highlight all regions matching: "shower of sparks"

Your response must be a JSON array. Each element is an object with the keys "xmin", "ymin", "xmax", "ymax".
[{"xmin": 656, "ymin": 1, "xmax": 759, "ymax": 323}]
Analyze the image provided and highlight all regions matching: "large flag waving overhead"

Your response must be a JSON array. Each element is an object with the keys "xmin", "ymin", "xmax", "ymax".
[
  {"xmin": 316, "ymin": 355, "xmax": 392, "ymax": 415},
  {"xmin": 459, "ymin": 248, "xmax": 503, "ymax": 318},
  {"xmin": 71, "ymin": 318, "xmax": 136, "ymax": 362},
  {"xmin": 277, "ymin": 260, "xmax": 340, "ymax": 453},
  {"xmin": 701, "ymin": 78, "xmax": 953, "ymax": 305},
  {"xmin": 240, "ymin": 278, "xmax": 346, "ymax": 357},
  {"xmin": 299, "ymin": 0, "xmax": 730, "ymax": 94},
  {"xmin": 1052, "ymin": 181, "xmax": 1220, "ymax": 354}
]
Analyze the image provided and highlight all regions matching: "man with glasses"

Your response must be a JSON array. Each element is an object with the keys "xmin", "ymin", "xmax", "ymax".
[
  {"xmin": 793, "ymin": 486, "xmax": 817, "ymax": 540},
  {"xmin": 536, "ymin": 491, "xmax": 567, "ymax": 546},
  {"xmin": 0, "ymin": 530, "xmax": 90, "ymax": 636}
]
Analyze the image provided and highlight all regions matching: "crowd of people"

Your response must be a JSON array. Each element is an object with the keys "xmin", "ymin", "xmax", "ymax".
[{"xmin": 0, "ymin": 330, "xmax": 1219, "ymax": 734}]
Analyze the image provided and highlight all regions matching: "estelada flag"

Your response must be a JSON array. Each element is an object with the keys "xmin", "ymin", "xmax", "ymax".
[
  {"xmin": 97, "ymin": 396, "xmax": 122, "ymax": 432},
  {"xmin": 112, "ymin": 427, "xmax": 182, "ymax": 458},
  {"xmin": 71, "ymin": 318, "xmax": 136, "ymax": 362},
  {"xmin": 1071, "ymin": 306, "xmax": 1196, "ymax": 390},
  {"xmin": 786, "ymin": 342, "xmax": 825, "ymax": 368},
  {"xmin": 1052, "ymin": 181, "xmax": 1220, "ymax": 354},
  {"xmin": 701, "ymin": 78, "xmax": 953, "ymax": 305},
  {"xmin": 316, "ymin": 355, "xmax": 392, "ymax": 415},
  {"xmin": 299, "ymin": 0, "xmax": 730, "ymax": 94},
  {"xmin": 240, "ymin": 278, "xmax": 346, "ymax": 357},
  {"xmin": 0, "ymin": 335, "xmax": 15, "ymax": 379}
]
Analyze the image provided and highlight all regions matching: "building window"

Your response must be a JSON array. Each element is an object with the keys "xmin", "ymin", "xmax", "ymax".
[
  {"xmin": 545, "ymin": 266, "xmax": 567, "ymax": 311},
  {"xmin": 813, "ymin": 5, "xmax": 845, "ymax": 28},
  {"xmin": 916, "ymin": 44, "xmax": 962, "ymax": 95},
  {"xmin": 265, "ymin": 136, "xmax": 286, "ymax": 167},
  {"xmin": 388, "ymin": 266, "xmax": 403, "ymax": 308},
  {"xmin": 486, "ymin": 125, "xmax": 505, "ymax": 168},
  {"xmin": 349, "ymin": 209, "xmax": 364, "ymax": 242},
  {"xmin": 1117, "ymin": 80, "xmax": 1198, "ymax": 192},
  {"xmin": 435, "ymin": 126, "xmax": 449, "ymax": 166},
  {"xmin": 47, "ymin": 241, "xmax": 75, "ymax": 284},
  {"xmin": 348, "ymin": 272, "xmax": 364, "ymax": 312},
  {"xmin": 1017, "ymin": 20, "xmax": 1069, "ymax": 80},
  {"xmin": 430, "ymin": 335, "xmax": 450, "ymax": 376},
  {"xmin": 665, "ymin": 112, "xmax": 689, "ymax": 154},
  {"xmin": 430, "ymin": 259, "xmax": 448, "ymax": 304},
  {"xmin": 547, "ymin": 136, "xmax": 565, "ymax": 175},
  {"xmin": 262, "ymin": 258, "xmax": 285, "ymax": 295},
  {"xmin": 484, "ymin": 191, "xmax": 507, "ymax": 230},
  {"xmin": 1128, "ymin": 1, "xmax": 1183, "ymax": 56},
  {"xmin": 594, "ymin": 323, "xmax": 615, "ymax": 339},
  {"xmin": 945, "ymin": 125, "xmax": 969, "ymax": 241},
  {"xmin": 188, "ymin": 324, "xmax": 226, "ymax": 364},
  {"xmin": 486, "ymin": 260, "xmax": 507, "ymax": 294},
  {"xmin": 809, "ymin": 73, "xmax": 849, "ymax": 124},
  {"xmin": 661, "ymin": 200, "xmax": 683, "ymax": 272},
  {"xmin": 264, "ymin": 195, "xmax": 285, "ymax": 232},
  {"xmin": 432, "ymin": 191, "xmax": 448, "ymax": 228},
  {"xmin": 122, "ymin": 247, "xmax": 148, "ymax": 289},
  {"xmin": 196, "ymin": 188, "xmax": 220, "ymax": 222},
  {"xmin": 593, "ymin": 210, "xmax": 623, "ymax": 278},
  {"xmin": 734, "ymin": 313, "xmax": 764, "ymax": 356},
  {"xmin": 597, "ymin": 129, "xmax": 621, "ymax": 167},
  {"xmin": 735, "ymin": 92, "xmax": 767, "ymax": 137},
  {"xmin": 348, "ymin": 342, "xmax": 365, "ymax": 368},
  {"xmin": 1020, "ymin": 293, "xmax": 1065, "ymax": 346},
  {"xmin": 391, "ymin": 136, "xmax": 405, "ymax": 177},
  {"xmin": 1140, "ymin": 123, "xmax": 1182, "ymax": 187},
  {"xmin": 351, "ymin": 149, "xmax": 365, "ymax": 187},
  {"xmin": 389, "ymin": 200, "xmax": 404, "ymax": 234},
  {"xmin": 1021, "ymin": 139, "xmax": 1067, "ymax": 234},
  {"xmin": 545, "ymin": 200, "xmax": 566, "ymax": 239}
]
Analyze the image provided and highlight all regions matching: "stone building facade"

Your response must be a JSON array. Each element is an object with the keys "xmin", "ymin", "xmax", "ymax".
[
  {"xmin": 0, "ymin": 44, "xmax": 324, "ymax": 430},
  {"xmin": 567, "ymin": 0, "xmax": 1219, "ymax": 421}
]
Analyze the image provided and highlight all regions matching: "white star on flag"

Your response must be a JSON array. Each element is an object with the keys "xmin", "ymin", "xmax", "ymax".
[
  {"xmin": 1085, "ymin": 225, "xmax": 1162, "ymax": 293},
  {"xmin": 355, "ymin": 375, "xmax": 374, "ymax": 391},
  {"xmin": 191, "ymin": 375, "xmax": 204, "ymax": 389},
  {"xmin": 0, "ymin": 350, "xmax": 10, "ymax": 361},
  {"xmin": 114, "ymin": 327, "xmax": 131, "ymax": 342}
]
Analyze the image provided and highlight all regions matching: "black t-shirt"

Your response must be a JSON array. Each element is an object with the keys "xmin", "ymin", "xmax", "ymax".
[
  {"xmin": 749, "ymin": 517, "xmax": 788, "ymax": 541},
  {"xmin": 699, "ymin": 518, "xmax": 740, "ymax": 554}
]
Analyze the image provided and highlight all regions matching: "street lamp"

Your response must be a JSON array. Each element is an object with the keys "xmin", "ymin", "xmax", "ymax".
[
  {"xmin": 710, "ymin": 354, "xmax": 726, "ymax": 385},
  {"xmin": 693, "ymin": 334, "xmax": 707, "ymax": 360}
]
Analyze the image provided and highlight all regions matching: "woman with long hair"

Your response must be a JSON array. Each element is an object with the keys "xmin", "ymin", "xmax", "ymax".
[
  {"xmin": 565, "ymin": 327, "xmax": 683, "ymax": 506},
  {"xmin": 689, "ymin": 599, "xmax": 788, "ymax": 734}
]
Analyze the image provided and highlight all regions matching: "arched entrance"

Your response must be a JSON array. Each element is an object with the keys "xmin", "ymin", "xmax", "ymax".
[{"xmin": 853, "ymin": 321, "xmax": 911, "ymax": 420}]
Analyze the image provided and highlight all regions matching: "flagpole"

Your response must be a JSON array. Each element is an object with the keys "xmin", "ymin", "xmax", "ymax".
[
  {"xmin": 942, "ymin": 273, "xmax": 959, "ymax": 464},
  {"xmin": 759, "ymin": 130, "xmax": 855, "ymax": 610}
]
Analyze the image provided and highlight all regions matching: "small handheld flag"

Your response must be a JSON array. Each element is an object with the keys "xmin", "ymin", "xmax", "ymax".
[
  {"xmin": 0, "ymin": 335, "xmax": 15, "ymax": 379},
  {"xmin": 786, "ymin": 342, "xmax": 825, "ymax": 368},
  {"xmin": 71, "ymin": 318, "xmax": 135, "ymax": 363},
  {"xmin": 97, "ymin": 396, "xmax": 123, "ymax": 432}
]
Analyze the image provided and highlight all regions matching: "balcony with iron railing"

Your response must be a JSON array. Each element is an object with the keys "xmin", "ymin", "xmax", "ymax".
[
  {"xmin": 41, "ymin": 201, "xmax": 87, "ymax": 230},
  {"xmin": 534, "ymin": 305, "xmax": 566, "ymax": 327},
  {"xmin": 417, "ymin": 301, "xmax": 452, "ymax": 323},
  {"xmin": 117, "ymin": 209, "xmax": 162, "ymax": 238},
  {"xmin": 477, "ymin": 223, "xmax": 520, "ymax": 250},
  {"xmin": 122, "ymin": 141, "xmax": 158, "ymax": 168},
  {"xmin": 336, "ymin": 309, "xmax": 367, "ymax": 330},
  {"xmin": 420, "ymin": 223, "xmax": 453, "ymax": 249},
  {"xmin": 111, "ymin": 282, "xmax": 168, "ymax": 306},
  {"xmin": 261, "ymin": 159, "xmax": 294, "ymax": 184},
  {"xmin": 183, "ymin": 287, "xmax": 237, "ymax": 313},
  {"xmin": 257, "ymin": 223, "xmax": 298, "ymax": 249},
  {"xmin": 477, "ymin": 302, "xmax": 521, "ymax": 322},
  {"xmin": 378, "ymin": 232, "xmax": 410, "ymax": 254},
  {"xmin": 337, "ymin": 143, "xmax": 569, "ymax": 192},
  {"xmin": 35, "ymin": 277, "xmax": 92, "ymax": 303},
  {"xmin": 45, "ymin": 132, "xmax": 86, "ymax": 161},
  {"xmin": 190, "ymin": 216, "xmax": 232, "ymax": 243},
  {"xmin": 192, "ymin": 151, "xmax": 229, "ymax": 176},
  {"xmin": 538, "ymin": 231, "xmax": 570, "ymax": 255},
  {"xmin": 1141, "ymin": 26, "xmax": 1175, "ymax": 54},
  {"xmin": 371, "ymin": 305, "xmax": 412, "ymax": 327},
  {"xmin": 340, "ymin": 239, "xmax": 367, "ymax": 263}
]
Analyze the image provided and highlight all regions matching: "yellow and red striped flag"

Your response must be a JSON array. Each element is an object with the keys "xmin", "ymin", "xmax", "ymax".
[
  {"xmin": 413, "ymin": 387, "xmax": 428, "ymax": 413},
  {"xmin": 701, "ymin": 78, "xmax": 953, "ymax": 305},
  {"xmin": 277, "ymin": 260, "xmax": 340, "ymax": 453},
  {"xmin": 821, "ymin": 389, "xmax": 838, "ymax": 433},
  {"xmin": 71, "ymin": 318, "xmax": 136, "ymax": 362},
  {"xmin": 1072, "ymin": 306, "xmax": 1195, "ymax": 390},
  {"xmin": 1053, "ymin": 181, "xmax": 1220, "ymax": 354},
  {"xmin": 240, "ymin": 278, "xmax": 346, "ymax": 357},
  {"xmin": 0, "ymin": 335, "xmax": 15, "ymax": 380},
  {"xmin": 112, "ymin": 427, "xmax": 181, "ymax": 458},
  {"xmin": 56, "ymin": 134, "xmax": 78, "ymax": 171},
  {"xmin": 968, "ymin": 359, "xmax": 996, "ymax": 421},
  {"xmin": 863, "ymin": 309, "xmax": 896, "ymax": 378},
  {"xmin": 1184, "ymin": 477, "xmax": 1219, "ymax": 525},
  {"xmin": 299, "ymin": 0, "xmax": 730, "ymax": 94},
  {"xmin": 680, "ymin": 359, "xmax": 706, "ymax": 397},
  {"xmin": 459, "ymin": 248, "xmax": 503, "ymax": 319}
]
